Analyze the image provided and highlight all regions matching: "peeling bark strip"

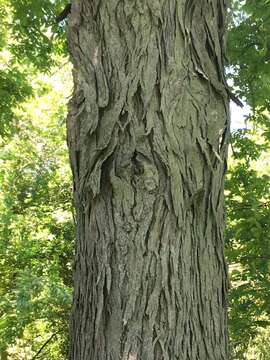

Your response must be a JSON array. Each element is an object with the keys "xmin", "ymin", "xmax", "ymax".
[{"xmin": 67, "ymin": 1, "xmax": 230, "ymax": 359}]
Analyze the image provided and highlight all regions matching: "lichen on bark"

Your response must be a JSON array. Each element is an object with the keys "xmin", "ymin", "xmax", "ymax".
[{"xmin": 67, "ymin": 1, "xmax": 230, "ymax": 359}]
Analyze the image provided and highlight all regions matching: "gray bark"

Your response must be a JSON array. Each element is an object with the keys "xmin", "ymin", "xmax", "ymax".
[{"xmin": 67, "ymin": 0, "xmax": 230, "ymax": 359}]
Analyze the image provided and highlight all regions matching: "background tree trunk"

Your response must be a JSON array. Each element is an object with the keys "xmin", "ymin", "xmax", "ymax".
[{"xmin": 67, "ymin": 0, "xmax": 230, "ymax": 359}]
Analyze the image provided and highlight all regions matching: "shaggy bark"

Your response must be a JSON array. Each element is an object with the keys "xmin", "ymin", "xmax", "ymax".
[{"xmin": 67, "ymin": 0, "xmax": 230, "ymax": 359}]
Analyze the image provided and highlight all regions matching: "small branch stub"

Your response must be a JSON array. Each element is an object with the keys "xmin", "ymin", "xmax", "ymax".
[{"xmin": 56, "ymin": 3, "xmax": 71, "ymax": 23}]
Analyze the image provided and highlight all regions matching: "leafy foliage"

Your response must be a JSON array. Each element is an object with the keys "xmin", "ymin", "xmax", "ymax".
[
  {"xmin": 0, "ymin": 0, "xmax": 67, "ymax": 137},
  {"xmin": 228, "ymin": 0, "xmax": 270, "ymax": 111},
  {"xmin": 226, "ymin": 1, "xmax": 270, "ymax": 357},
  {"xmin": 8, "ymin": 0, "xmax": 68, "ymax": 70},
  {"xmin": 226, "ymin": 138, "xmax": 270, "ymax": 357},
  {"xmin": 0, "ymin": 67, "xmax": 32, "ymax": 136},
  {"xmin": 0, "ymin": 67, "xmax": 73, "ymax": 358}
]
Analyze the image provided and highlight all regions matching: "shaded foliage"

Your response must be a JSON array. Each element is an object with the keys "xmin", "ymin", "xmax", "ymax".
[
  {"xmin": 0, "ymin": 67, "xmax": 32, "ymax": 136},
  {"xmin": 8, "ymin": 0, "xmax": 67, "ymax": 70}
]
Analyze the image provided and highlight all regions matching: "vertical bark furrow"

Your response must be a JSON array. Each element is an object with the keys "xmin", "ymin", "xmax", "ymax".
[{"xmin": 67, "ymin": 0, "xmax": 230, "ymax": 359}]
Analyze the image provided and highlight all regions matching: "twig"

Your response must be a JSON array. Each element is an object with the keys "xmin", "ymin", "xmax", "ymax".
[{"xmin": 31, "ymin": 333, "xmax": 57, "ymax": 360}]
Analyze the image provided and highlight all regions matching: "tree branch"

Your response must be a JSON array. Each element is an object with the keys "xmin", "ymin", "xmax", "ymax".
[{"xmin": 56, "ymin": 3, "xmax": 71, "ymax": 23}]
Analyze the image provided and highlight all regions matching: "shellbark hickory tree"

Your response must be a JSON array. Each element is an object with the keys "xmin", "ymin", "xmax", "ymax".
[{"xmin": 67, "ymin": 1, "xmax": 230, "ymax": 359}]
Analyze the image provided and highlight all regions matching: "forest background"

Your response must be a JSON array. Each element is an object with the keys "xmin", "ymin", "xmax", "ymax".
[{"xmin": 0, "ymin": 0, "xmax": 270, "ymax": 359}]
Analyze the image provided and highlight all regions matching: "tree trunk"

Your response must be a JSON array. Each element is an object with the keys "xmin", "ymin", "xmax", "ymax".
[{"xmin": 67, "ymin": 1, "xmax": 230, "ymax": 359}]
